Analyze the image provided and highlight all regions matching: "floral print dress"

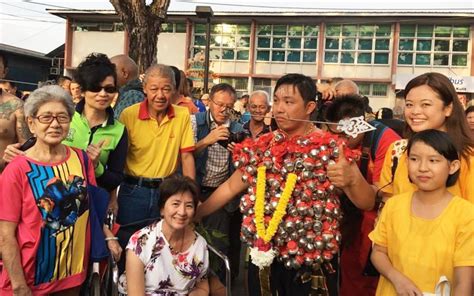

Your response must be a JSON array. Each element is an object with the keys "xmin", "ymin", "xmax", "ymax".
[{"xmin": 118, "ymin": 220, "xmax": 209, "ymax": 295}]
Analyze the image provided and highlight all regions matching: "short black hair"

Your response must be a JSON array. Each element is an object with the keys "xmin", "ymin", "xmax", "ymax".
[
  {"xmin": 158, "ymin": 175, "xmax": 200, "ymax": 212},
  {"xmin": 169, "ymin": 66, "xmax": 181, "ymax": 90},
  {"xmin": 465, "ymin": 105, "xmax": 474, "ymax": 115},
  {"xmin": 274, "ymin": 73, "xmax": 317, "ymax": 104},
  {"xmin": 57, "ymin": 76, "xmax": 72, "ymax": 85},
  {"xmin": 209, "ymin": 83, "xmax": 237, "ymax": 100},
  {"xmin": 0, "ymin": 52, "xmax": 8, "ymax": 68},
  {"xmin": 324, "ymin": 94, "xmax": 365, "ymax": 122},
  {"xmin": 74, "ymin": 53, "xmax": 117, "ymax": 91},
  {"xmin": 376, "ymin": 107, "xmax": 394, "ymax": 119},
  {"xmin": 407, "ymin": 129, "xmax": 460, "ymax": 187}
]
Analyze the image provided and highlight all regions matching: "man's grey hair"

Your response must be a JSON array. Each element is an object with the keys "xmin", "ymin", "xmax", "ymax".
[
  {"xmin": 249, "ymin": 90, "xmax": 270, "ymax": 105},
  {"xmin": 143, "ymin": 63, "xmax": 176, "ymax": 88},
  {"xmin": 24, "ymin": 85, "xmax": 75, "ymax": 118}
]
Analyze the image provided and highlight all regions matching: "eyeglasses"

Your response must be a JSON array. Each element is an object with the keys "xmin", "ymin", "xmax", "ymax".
[
  {"xmin": 210, "ymin": 97, "xmax": 234, "ymax": 110},
  {"xmin": 34, "ymin": 114, "xmax": 71, "ymax": 124},
  {"xmin": 87, "ymin": 85, "xmax": 117, "ymax": 94}
]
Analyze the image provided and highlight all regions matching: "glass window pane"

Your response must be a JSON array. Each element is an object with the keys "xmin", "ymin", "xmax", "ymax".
[
  {"xmin": 341, "ymin": 52, "xmax": 355, "ymax": 63},
  {"xmin": 258, "ymin": 37, "xmax": 271, "ymax": 48},
  {"xmin": 358, "ymin": 53, "xmax": 372, "ymax": 64},
  {"xmin": 376, "ymin": 25, "xmax": 391, "ymax": 37},
  {"xmin": 417, "ymin": 25, "xmax": 433, "ymax": 37},
  {"xmin": 400, "ymin": 25, "xmax": 416, "ymax": 37},
  {"xmin": 221, "ymin": 36, "xmax": 235, "ymax": 47},
  {"xmin": 236, "ymin": 50, "xmax": 249, "ymax": 60},
  {"xmin": 342, "ymin": 39, "xmax": 356, "ymax": 50},
  {"xmin": 287, "ymin": 51, "xmax": 301, "ymax": 62},
  {"xmin": 222, "ymin": 49, "xmax": 235, "ymax": 60},
  {"xmin": 342, "ymin": 25, "xmax": 357, "ymax": 36},
  {"xmin": 257, "ymin": 25, "xmax": 272, "ymax": 36},
  {"xmin": 324, "ymin": 52, "xmax": 338, "ymax": 63},
  {"xmin": 304, "ymin": 25, "xmax": 318, "ymax": 37},
  {"xmin": 288, "ymin": 25, "xmax": 303, "ymax": 37},
  {"xmin": 273, "ymin": 25, "xmax": 287, "ymax": 35},
  {"xmin": 272, "ymin": 50, "xmax": 285, "ymax": 61},
  {"xmin": 373, "ymin": 84, "xmax": 387, "ymax": 96},
  {"xmin": 210, "ymin": 48, "xmax": 222, "ymax": 60},
  {"xmin": 194, "ymin": 35, "xmax": 206, "ymax": 46},
  {"xmin": 433, "ymin": 54, "xmax": 448, "ymax": 65},
  {"xmin": 416, "ymin": 40, "xmax": 432, "ymax": 51},
  {"xmin": 399, "ymin": 39, "xmax": 414, "ymax": 51},
  {"xmin": 359, "ymin": 25, "xmax": 375, "ymax": 37},
  {"xmin": 359, "ymin": 39, "xmax": 373, "ymax": 50},
  {"xmin": 193, "ymin": 48, "xmax": 203, "ymax": 57},
  {"xmin": 237, "ymin": 25, "xmax": 251, "ymax": 34},
  {"xmin": 374, "ymin": 53, "xmax": 389, "ymax": 64},
  {"xmin": 325, "ymin": 38, "xmax": 339, "ymax": 49},
  {"xmin": 176, "ymin": 23, "xmax": 186, "ymax": 33},
  {"xmin": 452, "ymin": 54, "xmax": 467, "ymax": 66},
  {"xmin": 326, "ymin": 25, "xmax": 341, "ymax": 36},
  {"xmin": 238, "ymin": 36, "xmax": 250, "ymax": 48},
  {"xmin": 453, "ymin": 26, "xmax": 469, "ymax": 38},
  {"xmin": 195, "ymin": 23, "xmax": 206, "ymax": 34},
  {"xmin": 211, "ymin": 35, "xmax": 220, "ymax": 46},
  {"xmin": 398, "ymin": 53, "xmax": 413, "ymax": 65},
  {"xmin": 453, "ymin": 40, "xmax": 468, "ymax": 52},
  {"xmin": 289, "ymin": 38, "xmax": 301, "ymax": 49},
  {"xmin": 212, "ymin": 24, "xmax": 222, "ymax": 34},
  {"xmin": 434, "ymin": 40, "xmax": 449, "ymax": 51},
  {"xmin": 303, "ymin": 52, "xmax": 316, "ymax": 62},
  {"xmin": 161, "ymin": 23, "xmax": 173, "ymax": 33},
  {"xmin": 304, "ymin": 38, "xmax": 317, "ymax": 49},
  {"xmin": 434, "ymin": 26, "xmax": 451, "ymax": 37},
  {"xmin": 375, "ymin": 39, "xmax": 390, "ymax": 50},
  {"xmin": 256, "ymin": 50, "xmax": 270, "ymax": 61},
  {"xmin": 273, "ymin": 37, "xmax": 286, "ymax": 48},
  {"xmin": 415, "ymin": 53, "xmax": 431, "ymax": 65},
  {"xmin": 358, "ymin": 83, "xmax": 370, "ymax": 96}
]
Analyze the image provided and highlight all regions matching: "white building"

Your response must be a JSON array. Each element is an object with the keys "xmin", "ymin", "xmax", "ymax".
[{"xmin": 49, "ymin": 9, "xmax": 474, "ymax": 110}]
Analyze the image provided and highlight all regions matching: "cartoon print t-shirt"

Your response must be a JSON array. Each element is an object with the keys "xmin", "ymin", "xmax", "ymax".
[{"xmin": 0, "ymin": 147, "xmax": 95, "ymax": 294}]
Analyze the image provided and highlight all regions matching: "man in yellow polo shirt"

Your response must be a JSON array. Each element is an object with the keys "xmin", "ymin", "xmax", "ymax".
[{"xmin": 118, "ymin": 64, "xmax": 195, "ymax": 225}]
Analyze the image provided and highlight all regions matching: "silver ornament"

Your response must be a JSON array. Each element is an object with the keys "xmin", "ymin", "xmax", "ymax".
[
  {"xmin": 298, "ymin": 237, "xmax": 308, "ymax": 248},
  {"xmin": 303, "ymin": 219, "xmax": 313, "ymax": 230},
  {"xmin": 305, "ymin": 243, "xmax": 315, "ymax": 252},
  {"xmin": 309, "ymin": 149, "xmax": 320, "ymax": 158},
  {"xmin": 313, "ymin": 221, "xmax": 323, "ymax": 233},
  {"xmin": 315, "ymin": 240, "xmax": 324, "ymax": 250},
  {"xmin": 285, "ymin": 221, "xmax": 295, "ymax": 233},
  {"xmin": 233, "ymin": 161, "xmax": 241, "ymax": 168}
]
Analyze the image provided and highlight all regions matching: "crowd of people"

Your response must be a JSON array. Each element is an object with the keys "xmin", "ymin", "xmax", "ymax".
[{"xmin": 0, "ymin": 50, "xmax": 473, "ymax": 296}]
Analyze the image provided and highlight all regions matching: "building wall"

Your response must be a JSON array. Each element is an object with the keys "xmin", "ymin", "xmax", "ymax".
[
  {"xmin": 3, "ymin": 53, "xmax": 51, "ymax": 91},
  {"xmin": 156, "ymin": 32, "xmax": 187, "ymax": 69},
  {"xmin": 71, "ymin": 31, "xmax": 125, "ymax": 67}
]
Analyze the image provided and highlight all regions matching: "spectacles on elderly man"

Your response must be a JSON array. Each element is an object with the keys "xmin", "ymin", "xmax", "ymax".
[
  {"xmin": 210, "ymin": 97, "xmax": 234, "ymax": 110},
  {"xmin": 34, "ymin": 114, "xmax": 71, "ymax": 124}
]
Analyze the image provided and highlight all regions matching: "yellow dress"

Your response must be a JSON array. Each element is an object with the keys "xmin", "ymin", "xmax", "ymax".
[
  {"xmin": 368, "ymin": 192, "xmax": 474, "ymax": 295},
  {"xmin": 379, "ymin": 139, "xmax": 474, "ymax": 203}
]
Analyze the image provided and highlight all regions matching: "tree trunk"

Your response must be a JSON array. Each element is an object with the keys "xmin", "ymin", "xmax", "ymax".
[{"xmin": 110, "ymin": 0, "xmax": 171, "ymax": 74}]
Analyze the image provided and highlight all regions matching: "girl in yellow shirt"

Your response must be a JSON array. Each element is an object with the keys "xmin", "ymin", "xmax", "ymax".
[
  {"xmin": 379, "ymin": 72, "xmax": 474, "ymax": 203},
  {"xmin": 369, "ymin": 130, "xmax": 474, "ymax": 295}
]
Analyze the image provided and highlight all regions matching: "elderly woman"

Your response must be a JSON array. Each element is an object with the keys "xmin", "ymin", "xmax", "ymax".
[
  {"xmin": 118, "ymin": 175, "xmax": 209, "ymax": 296},
  {"xmin": 0, "ymin": 85, "xmax": 95, "ymax": 295}
]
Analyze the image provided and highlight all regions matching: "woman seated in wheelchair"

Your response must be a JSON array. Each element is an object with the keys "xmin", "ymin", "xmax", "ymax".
[{"xmin": 118, "ymin": 175, "xmax": 210, "ymax": 295}]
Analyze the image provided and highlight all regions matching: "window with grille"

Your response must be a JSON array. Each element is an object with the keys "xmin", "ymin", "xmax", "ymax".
[
  {"xmin": 398, "ymin": 25, "xmax": 469, "ymax": 67},
  {"xmin": 193, "ymin": 23, "xmax": 251, "ymax": 61},
  {"xmin": 358, "ymin": 83, "xmax": 388, "ymax": 97},
  {"xmin": 256, "ymin": 24, "xmax": 319, "ymax": 63},
  {"xmin": 161, "ymin": 22, "xmax": 186, "ymax": 33},
  {"xmin": 220, "ymin": 77, "xmax": 249, "ymax": 97},
  {"xmin": 324, "ymin": 24, "xmax": 391, "ymax": 65}
]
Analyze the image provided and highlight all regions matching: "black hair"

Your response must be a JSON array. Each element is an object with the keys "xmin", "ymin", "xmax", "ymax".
[
  {"xmin": 158, "ymin": 175, "xmax": 200, "ymax": 212},
  {"xmin": 74, "ymin": 53, "xmax": 117, "ymax": 91},
  {"xmin": 324, "ymin": 94, "xmax": 365, "ymax": 122},
  {"xmin": 169, "ymin": 66, "xmax": 181, "ymax": 90},
  {"xmin": 406, "ymin": 129, "xmax": 460, "ymax": 187},
  {"xmin": 376, "ymin": 107, "xmax": 394, "ymax": 119},
  {"xmin": 274, "ymin": 73, "xmax": 317, "ymax": 104},
  {"xmin": 465, "ymin": 105, "xmax": 474, "ymax": 115},
  {"xmin": 0, "ymin": 52, "xmax": 8, "ymax": 68},
  {"xmin": 187, "ymin": 78, "xmax": 193, "ymax": 89},
  {"xmin": 57, "ymin": 76, "xmax": 72, "ymax": 85},
  {"xmin": 209, "ymin": 83, "xmax": 237, "ymax": 100}
]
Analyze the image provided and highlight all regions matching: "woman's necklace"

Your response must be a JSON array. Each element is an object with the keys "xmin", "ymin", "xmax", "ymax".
[{"xmin": 169, "ymin": 228, "xmax": 186, "ymax": 255}]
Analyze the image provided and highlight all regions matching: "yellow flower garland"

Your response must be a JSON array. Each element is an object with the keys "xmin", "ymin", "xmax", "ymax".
[{"xmin": 255, "ymin": 166, "xmax": 298, "ymax": 243}]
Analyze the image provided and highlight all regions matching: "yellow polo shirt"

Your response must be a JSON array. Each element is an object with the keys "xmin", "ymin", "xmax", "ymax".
[{"xmin": 119, "ymin": 101, "xmax": 195, "ymax": 178}]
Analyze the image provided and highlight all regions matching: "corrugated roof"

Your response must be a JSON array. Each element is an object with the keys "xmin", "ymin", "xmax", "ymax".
[{"xmin": 0, "ymin": 43, "xmax": 51, "ymax": 60}]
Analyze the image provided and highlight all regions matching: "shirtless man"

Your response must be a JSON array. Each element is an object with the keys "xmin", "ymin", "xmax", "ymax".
[{"xmin": 0, "ymin": 88, "xmax": 31, "ymax": 172}]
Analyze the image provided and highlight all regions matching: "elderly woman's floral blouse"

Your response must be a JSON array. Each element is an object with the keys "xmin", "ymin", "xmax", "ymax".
[{"xmin": 118, "ymin": 220, "xmax": 209, "ymax": 296}]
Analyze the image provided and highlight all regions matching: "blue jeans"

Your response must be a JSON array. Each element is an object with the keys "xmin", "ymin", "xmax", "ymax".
[{"xmin": 116, "ymin": 182, "xmax": 161, "ymax": 226}]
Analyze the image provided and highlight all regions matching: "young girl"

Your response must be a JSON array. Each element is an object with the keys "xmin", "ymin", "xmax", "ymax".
[{"xmin": 369, "ymin": 129, "xmax": 474, "ymax": 295}]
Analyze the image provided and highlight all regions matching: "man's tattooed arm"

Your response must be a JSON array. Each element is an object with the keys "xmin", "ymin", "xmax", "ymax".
[{"xmin": 15, "ymin": 103, "xmax": 32, "ymax": 143}]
